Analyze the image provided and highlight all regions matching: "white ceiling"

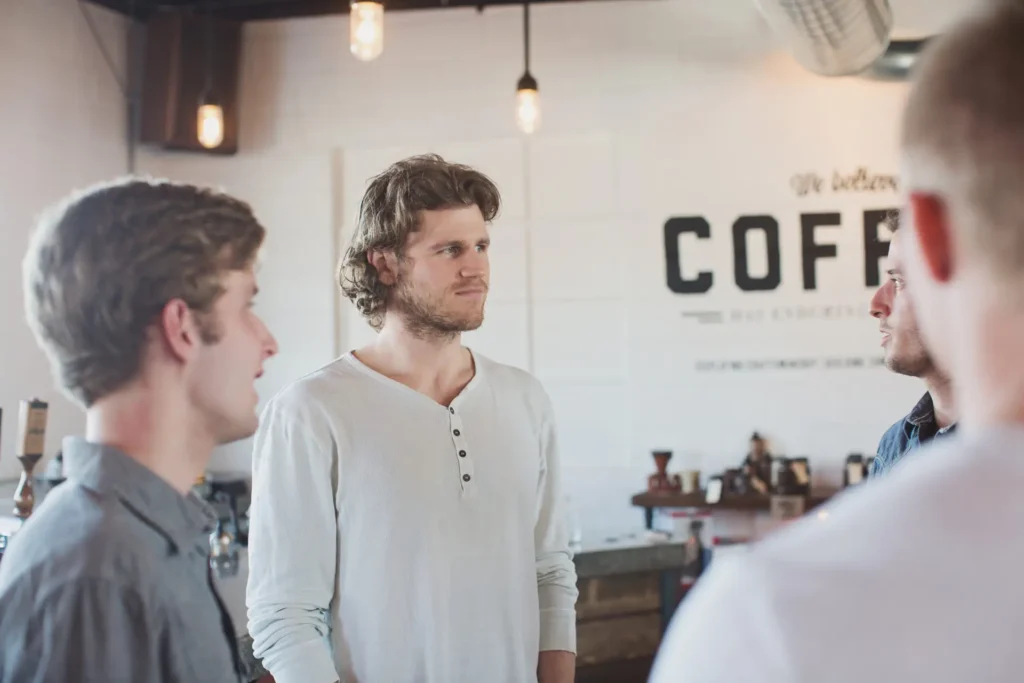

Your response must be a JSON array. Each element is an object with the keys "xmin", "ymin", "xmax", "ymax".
[
  {"xmin": 887, "ymin": 0, "xmax": 986, "ymax": 38},
  {"xmin": 687, "ymin": 0, "xmax": 985, "ymax": 38}
]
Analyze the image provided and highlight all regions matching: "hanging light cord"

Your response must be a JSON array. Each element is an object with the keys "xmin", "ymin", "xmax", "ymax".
[
  {"xmin": 78, "ymin": 0, "xmax": 140, "ymax": 172},
  {"xmin": 523, "ymin": 0, "xmax": 530, "ymax": 75},
  {"xmin": 79, "ymin": 1, "xmax": 127, "ymax": 95},
  {"xmin": 204, "ymin": 3, "xmax": 214, "ymax": 96}
]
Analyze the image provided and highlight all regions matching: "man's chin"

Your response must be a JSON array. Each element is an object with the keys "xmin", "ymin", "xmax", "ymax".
[
  {"xmin": 217, "ymin": 414, "xmax": 260, "ymax": 445},
  {"xmin": 883, "ymin": 351, "xmax": 904, "ymax": 373},
  {"xmin": 885, "ymin": 354, "xmax": 930, "ymax": 379},
  {"xmin": 437, "ymin": 306, "xmax": 485, "ymax": 333},
  {"xmin": 460, "ymin": 314, "xmax": 485, "ymax": 332}
]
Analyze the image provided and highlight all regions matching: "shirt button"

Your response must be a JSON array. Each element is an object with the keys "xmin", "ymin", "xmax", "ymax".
[
  {"xmin": 463, "ymin": 474, "xmax": 471, "ymax": 482},
  {"xmin": 450, "ymin": 407, "xmax": 455, "ymax": 414},
  {"xmin": 459, "ymin": 450, "xmax": 466, "ymax": 457},
  {"xmin": 453, "ymin": 429, "xmax": 461, "ymax": 436}
]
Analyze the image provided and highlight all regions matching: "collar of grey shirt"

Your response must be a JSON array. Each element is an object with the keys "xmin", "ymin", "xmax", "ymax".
[{"xmin": 62, "ymin": 437, "xmax": 218, "ymax": 553}]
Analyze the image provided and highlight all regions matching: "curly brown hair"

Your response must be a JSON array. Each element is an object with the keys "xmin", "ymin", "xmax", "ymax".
[
  {"xmin": 338, "ymin": 154, "xmax": 501, "ymax": 331},
  {"xmin": 23, "ymin": 177, "xmax": 266, "ymax": 407}
]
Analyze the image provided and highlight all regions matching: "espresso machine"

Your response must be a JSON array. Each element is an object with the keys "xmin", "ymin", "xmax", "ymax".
[{"xmin": 194, "ymin": 471, "xmax": 252, "ymax": 578}]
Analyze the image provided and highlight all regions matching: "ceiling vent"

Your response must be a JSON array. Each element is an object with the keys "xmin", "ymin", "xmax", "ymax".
[
  {"xmin": 754, "ymin": 0, "xmax": 894, "ymax": 76},
  {"xmin": 866, "ymin": 37, "xmax": 930, "ymax": 80}
]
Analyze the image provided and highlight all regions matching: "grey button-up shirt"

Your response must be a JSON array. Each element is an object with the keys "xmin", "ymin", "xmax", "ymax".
[{"xmin": 0, "ymin": 438, "xmax": 243, "ymax": 683}]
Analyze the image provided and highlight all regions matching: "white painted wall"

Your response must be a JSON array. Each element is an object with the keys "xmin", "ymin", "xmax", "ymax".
[
  {"xmin": 2, "ymin": 0, "xmax": 983, "ymax": 542},
  {"xmin": 0, "ymin": 0, "xmax": 128, "ymax": 480},
  {"xmin": 158, "ymin": 0, "xmax": 982, "ymax": 542}
]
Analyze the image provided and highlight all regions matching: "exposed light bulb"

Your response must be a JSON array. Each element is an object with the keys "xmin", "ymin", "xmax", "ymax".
[
  {"xmin": 515, "ymin": 72, "xmax": 540, "ymax": 134},
  {"xmin": 350, "ymin": 1, "xmax": 384, "ymax": 61},
  {"xmin": 516, "ymin": 89, "xmax": 540, "ymax": 134},
  {"xmin": 197, "ymin": 97, "xmax": 224, "ymax": 150}
]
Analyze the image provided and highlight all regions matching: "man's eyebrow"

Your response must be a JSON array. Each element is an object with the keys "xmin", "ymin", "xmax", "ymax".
[{"xmin": 428, "ymin": 235, "xmax": 490, "ymax": 250}]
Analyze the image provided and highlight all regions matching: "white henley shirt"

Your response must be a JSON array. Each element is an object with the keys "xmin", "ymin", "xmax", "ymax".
[{"xmin": 245, "ymin": 350, "xmax": 578, "ymax": 683}]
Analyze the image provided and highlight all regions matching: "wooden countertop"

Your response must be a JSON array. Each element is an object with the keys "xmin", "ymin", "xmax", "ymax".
[{"xmin": 631, "ymin": 488, "xmax": 839, "ymax": 512}]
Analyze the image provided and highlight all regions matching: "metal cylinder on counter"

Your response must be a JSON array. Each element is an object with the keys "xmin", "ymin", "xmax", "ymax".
[{"xmin": 13, "ymin": 398, "xmax": 48, "ymax": 520}]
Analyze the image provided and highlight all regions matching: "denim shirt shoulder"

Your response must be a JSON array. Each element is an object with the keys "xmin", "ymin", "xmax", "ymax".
[
  {"xmin": 872, "ymin": 417, "xmax": 912, "ymax": 477},
  {"xmin": 870, "ymin": 392, "xmax": 952, "ymax": 477}
]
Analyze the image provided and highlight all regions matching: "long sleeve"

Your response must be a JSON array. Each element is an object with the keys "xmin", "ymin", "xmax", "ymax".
[
  {"xmin": 246, "ymin": 388, "xmax": 340, "ymax": 683},
  {"xmin": 533, "ymin": 386, "xmax": 579, "ymax": 654}
]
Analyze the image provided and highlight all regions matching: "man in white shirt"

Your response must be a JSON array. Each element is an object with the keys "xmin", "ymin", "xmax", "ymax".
[
  {"xmin": 246, "ymin": 154, "xmax": 578, "ymax": 683},
  {"xmin": 650, "ymin": 2, "xmax": 1024, "ymax": 681}
]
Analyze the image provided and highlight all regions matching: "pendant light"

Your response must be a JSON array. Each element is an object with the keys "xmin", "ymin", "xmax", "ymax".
[
  {"xmin": 350, "ymin": 0, "xmax": 384, "ymax": 61},
  {"xmin": 515, "ymin": 0, "xmax": 540, "ymax": 134},
  {"xmin": 197, "ymin": 8, "xmax": 224, "ymax": 149}
]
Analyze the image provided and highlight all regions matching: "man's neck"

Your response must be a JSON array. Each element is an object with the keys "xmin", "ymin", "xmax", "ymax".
[
  {"xmin": 924, "ymin": 372, "xmax": 956, "ymax": 429},
  {"xmin": 361, "ymin": 317, "xmax": 474, "ymax": 402},
  {"xmin": 951, "ymin": 298, "xmax": 1024, "ymax": 434},
  {"xmin": 85, "ymin": 388, "xmax": 212, "ymax": 495}
]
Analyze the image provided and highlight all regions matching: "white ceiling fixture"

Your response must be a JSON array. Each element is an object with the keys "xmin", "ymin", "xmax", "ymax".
[{"xmin": 753, "ymin": 0, "xmax": 894, "ymax": 76}]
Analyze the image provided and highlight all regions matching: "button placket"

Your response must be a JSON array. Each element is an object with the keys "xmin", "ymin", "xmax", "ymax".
[{"xmin": 448, "ymin": 405, "xmax": 474, "ymax": 492}]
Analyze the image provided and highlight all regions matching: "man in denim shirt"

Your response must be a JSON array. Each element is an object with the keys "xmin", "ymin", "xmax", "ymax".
[{"xmin": 869, "ymin": 215, "xmax": 956, "ymax": 476}]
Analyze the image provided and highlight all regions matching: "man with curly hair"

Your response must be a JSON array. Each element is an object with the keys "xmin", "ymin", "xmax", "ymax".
[{"xmin": 246, "ymin": 154, "xmax": 578, "ymax": 683}]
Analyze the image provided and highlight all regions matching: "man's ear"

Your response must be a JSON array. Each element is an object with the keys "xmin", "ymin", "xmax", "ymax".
[
  {"xmin": 158, "ymin": 299, "xmax": 201, "ymax": 363},
  {"xmin": 367, "ymin": 248, "xmax": 399, "ymax": 286},
  {"xmin": 907, "ymin": 192, "xmax": 954, "ymax": 284}
]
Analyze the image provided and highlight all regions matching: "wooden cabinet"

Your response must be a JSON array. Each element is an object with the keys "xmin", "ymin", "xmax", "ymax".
[{"xmin": 572, "ymin": 543, "xmax": 686, "ymax": 683}]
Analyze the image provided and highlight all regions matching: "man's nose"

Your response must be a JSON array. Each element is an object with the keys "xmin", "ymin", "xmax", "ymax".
[
  {"xmin": 261, "ymin": 319, "xmax": 279, "ymax": 358},
  {"xmin": 869, "ymin": 283, "xmax": 892, "ymax": 319},
  {"xmin": 460, "ymin": 253, "xmax": 487, "ymax": 278}
]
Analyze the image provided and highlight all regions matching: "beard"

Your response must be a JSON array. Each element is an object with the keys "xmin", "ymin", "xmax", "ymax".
[
  {"xmin": 884, "ymin": 335, "xmax": 934, "ymax": 378},
  {"xmin": 390, "ymin": 276, "xmax": 486, "ymax": 341}
]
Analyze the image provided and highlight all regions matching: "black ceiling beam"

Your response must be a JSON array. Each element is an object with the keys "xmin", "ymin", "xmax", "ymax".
[
  {"xmin": 85, "ymin": 0, "xmax": 590, "ymax": 21},
  {"xmin": 84, "ymin": 0, "xmax": 158, "ymax": 21}
]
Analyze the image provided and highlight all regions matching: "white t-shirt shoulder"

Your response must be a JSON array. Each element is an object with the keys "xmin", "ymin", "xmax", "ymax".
[
  {"xmin": 466, "ymin": 352, "xmax": 556, "ymax": 421},
  {"xmin": 649, "ymin": 425, "xmax": 1024, "ymax": 683}
]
